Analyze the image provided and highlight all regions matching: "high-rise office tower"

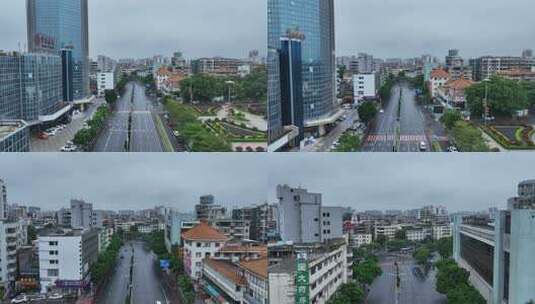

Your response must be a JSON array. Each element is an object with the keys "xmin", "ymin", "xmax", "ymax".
[
  {"xmin": 268, "ymin": 0, "xmax": 337, "ymax": 144},
  {"xmin": 0, "ymin": 179, "xmax": 7, "ymax": 220},
  {"xmin": 27, "ymin": 0, "xmax": 90, "ymax": 101},
  {"xmin": 279, "ymin": 33, "xmax": 304, "ymax": 143}
]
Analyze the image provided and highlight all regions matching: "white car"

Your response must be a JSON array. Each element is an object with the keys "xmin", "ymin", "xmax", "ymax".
[
  {"xmin": 46, "ymin": 130, "xmax": 57, "ymax": 136},
  {"xmin": 173, "ymin": 130, "xmax": 180, "ymax": 137},
  {"xmin": 11, "ymin": 294, "xmax": 28, "ymax": 303},
  {"xmin": 47, "ymin": 293, "xmax": 63, "ymax": 300},
  {"xmin": 448, "ymin": 146, "xmax": 458, "ymax": 152},
  {"xmin": 379, "ymin": 109, "xmax": 385, "ymax": 114},
  {"xmin": 419, "ymin": 141, "xmax": 427, "ymax": 152},
  {"xmin": 61, "ymin": 144, "xmax": 77, "ymax": 152}
]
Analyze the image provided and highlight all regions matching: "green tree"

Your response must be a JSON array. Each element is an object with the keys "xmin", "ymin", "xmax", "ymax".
[
  {"xmin": 334, "ymin": 133, "xmax": 361, "ymax": 152},
  {"xmin": 358, "ymin": 101, "xmax": 378, "ymax": 125},
  {"xmin": 353, "ymin": 258, "xmax": 382, "ymax": 286},
  {"xmin": 451, "ymin": 121, "xmax": 489, "ymax": 152},
  {"xmin": 180, "ymin": 74, "xmax": 224, "ymax": 103},
  {"xmin": 440, "ymin": 109, "xmax": 462, "ymax": 130},
  {"xmin": 337, "ymin": 65, "xmax": 346, "ymax": 81},
  {"xmin": 465, "ymin": 76, "xmax": 528, "ymax": 117},
  {"xmin": 104, "ymin": 90, "xmax": 118, "ymax": 104},
  {"xmin": 447, "ymin": 284, "xmax": 486, "ymax": 304},
  {"xmin": 435, "ymin": 259, "xmax": 470, "ymax": 294},
  {"xmin": 413, "ymin": 247, "xmax": 431, "ymax": 266},
  {"xmin": 327, "ymin": 282, "xmax": 364, "ymax": 304},
  {"xmin": 235, "ymin": 66, "xmax": 267, "ymax": 103},
  {"xmin": 436, "ymin": 237, "xmax": 453, "ymax": 259}
]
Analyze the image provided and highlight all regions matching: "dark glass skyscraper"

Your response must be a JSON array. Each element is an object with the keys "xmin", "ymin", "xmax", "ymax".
[
  {"xmin": 268, "ymin": 0, "xmax": 337, "ymax": 143},
  {"xmin": 27, "ymin": 0, "xmax": 89, "ymax": 101},
  {"xmin": 279, "ymin": 37, "xmax": 304, "ymax": 142}
]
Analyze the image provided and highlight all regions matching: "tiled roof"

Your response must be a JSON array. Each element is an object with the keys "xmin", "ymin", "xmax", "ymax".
[
  {"xmin": 204, "ymin": 259, "xmax": 246, "ymax": 285},
  {"xmin": 239, "ymin": 257, "xmax": 268, "ymax": 279},
  {"xmin": 431, "ymin": 69, "xmax": 450, "ymax": 79},
  {"xmin": 181, "ymin": 222, "xmax": 229, "ymax": 242},
  {"xmin": 445, "ymin": 79, "xmax": 474, "ymax": 90}
]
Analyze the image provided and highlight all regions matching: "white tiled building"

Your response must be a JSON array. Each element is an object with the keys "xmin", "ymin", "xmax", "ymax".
[
  {"xmin": 0, "ymin": 220, "xmax": 26, "ymax": 293},
  {"xmin": 429, "ymin": 69, "xmax": 450, "ymax": 98},
  {"xmin": 350, "ymin": 233, "xmax": 372, "ymax": 248},
  {"xmin": 352, "ymin": 73, "xmax": 377, "ymax": 103},
  {"xmin": 268, "ymin": 239, "xmax": 348, "ymax": 304},
  {"xmin": 182, "ymin": 222, "xmax": 229, "ymax": 280},
  {"xmin": 38, "ymin": 229, "xmax": 99, "ymax": 294}
]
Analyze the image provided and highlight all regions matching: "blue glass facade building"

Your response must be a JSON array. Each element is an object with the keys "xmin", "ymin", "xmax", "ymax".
[
  {"xmin": 268, "ymin": 0, "xmax": 337, "ymax": 142},
  {"xmin": 279, "ymin": 37, "xmax": 304, "ymax": 142},
  {"xmin": 0, "ymin": 52, "xmax": 63, "ymax": 123},
  {"xmin": 27, "ymin": 0, "xmax": 89, "ymax": 101}
]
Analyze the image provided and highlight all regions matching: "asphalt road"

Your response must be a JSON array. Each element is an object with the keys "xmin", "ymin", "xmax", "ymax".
[
  {"xmin": 98, "ymin": 246, "xmax": 133, "ymax": 304},
  {"xmin": 99, "ymin": 242, "xmax": 168, "ymax": 304},
  {"xmin": 130, "ymin": 84, "xmax": 163, "ymax": 152},
  {"xmin": 93, "ymin": 82, "xmax": 163, "ymax": 152},
  {"xmin": 362, "ymin": 83, "xmax": 430, "ymax": 152},
  {"xmin": 367, "ymin": 254, "xmax": 446, "ymax": 304},
  {"xmin": 131, "ymin": 242, "xmax": 168, "ymax": 304},
  {"xmin": 299, "ymin": 109, "xmax": 359, "ymax": 152}
]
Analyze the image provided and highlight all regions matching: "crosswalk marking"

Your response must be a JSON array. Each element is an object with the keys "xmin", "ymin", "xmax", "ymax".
[{"xmin": 365, "ymin": 134, "xmax": 449, "ymax": 143}]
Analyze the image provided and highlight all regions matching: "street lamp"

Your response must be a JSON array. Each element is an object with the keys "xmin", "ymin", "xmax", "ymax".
[{"xmin": 225, "ymin": 80, "xmax": 235, "ymax": 103}]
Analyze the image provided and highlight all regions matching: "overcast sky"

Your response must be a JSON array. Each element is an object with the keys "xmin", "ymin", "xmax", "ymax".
[
  {"xmin": 0, "ymin": 0, "xmax": 266, "ymax": 59},
  {"xmin": 335, "ymin": 0, "xmax": 535, "ymax": 59},
  {"xmin": 1, "ymin": 154, "xmax": 533, "ymax": 213},
  {"xmin": 0, "ymin": 154, "xmax": 269, "ymax": 212},
  {"xmin": 267, "ymin": 154, "xmax": 534, "ymax": 213}
]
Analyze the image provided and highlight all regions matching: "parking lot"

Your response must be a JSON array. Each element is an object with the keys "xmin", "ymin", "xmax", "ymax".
[{"xmin": 30, "ymin": 100, "xmax": 103, "ymax": 152}]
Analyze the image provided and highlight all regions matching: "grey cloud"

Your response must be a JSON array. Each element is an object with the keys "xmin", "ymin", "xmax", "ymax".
[
  {"xmin": 335, "ymin": 0, "xmax": 535, "ymax": 58},
  {"xmin": 0, "ymin": 0, "xmax": 266, "ymax": 59}
]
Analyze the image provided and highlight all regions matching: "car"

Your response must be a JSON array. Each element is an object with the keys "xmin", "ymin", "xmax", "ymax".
[
  {"xmin": 11, "ymin": 294, "xmax": 28, "ymax": 303},
  {"xmin": 28, "ymin": 294, "xmax": 46, "ymax": 301},
  {"xmin": 173, "ymin": 130, "xmax": 180, "ymax": 137},
  {"xmin": 448, "ymin": 146, "xmax": 458, "ymax": 152},
  {"xmin": 45, "ymin": 130, "xmax": 57, "ymax": 136},
  {"xmin": 379, "ymin": 109, "xmax": 385, "ymax": 114},
  {"xmin": 38, "ymin": 132, "xmax": 49, "ymax": 140},
  {"xmin": 419, "ymin": 141, "xmax": 427, "ymax": 152},
  {"xmin": 61, "ymin": 144, "xmax": 78, "ymax": 152},
  {"xmin": 47, "ymin": 293, "xmax": 63, "ymax": 300}
]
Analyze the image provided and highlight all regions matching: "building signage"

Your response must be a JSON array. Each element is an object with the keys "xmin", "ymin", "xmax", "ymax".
[
  {"xmin": 160, "ymin": 259, "xmax": 170, "ymax": 270},
  {"xmin": 295, "ymin": 252, "xmax": 310, "ymax": 304},
  {"xmin": 34, "ymin": 33, "xmax": 56, "ymax": 51}
]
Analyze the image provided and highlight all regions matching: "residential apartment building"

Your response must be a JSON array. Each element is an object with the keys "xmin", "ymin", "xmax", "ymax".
[
  {"xmin": 350, "ymin": 233, "xmax": 372, "ymax": 248},
  {"xmin": 352, "ymin": 73, "xmax": 377, "ymax": 103},
  {"xmin": 437, "ymin": 79, "xmax": 474, "ymax": 110},
  {"xmin": 191, "ymin": 57, "xmax": 244, "ymax": 77},
  {"xmin": 429, "ymin": 69, "xmax": 450, "ymax": 99},
  {"xmin": 210, "ymin": 219, "xmax": 250, "ymax": 241},
  {"xmin": 276, "ymin": 185, "xmax": 344, "ymax": 244},
  {"xmin": 195, "ymin": 195, "xmax": 227, "ymax": 221},
  {"xmin": 0, "ymin": 220, "xmax": 26, "ymax": 293},
  {"xmin": 38, "ymin": 229, "xmax": 99, "ymax": 294},
  {"xmin": 232, "ymin": 204, "xmax": 278, "ymax": 243},
  {"xmin": 470, "ymin": 54, "xmax": 535, "ymax": 81},
  {"xmin": 374, "ymin": 223, "xmax": 401, "ymax": 241},
  {"xmin": 453, "ymin": 180, "xmax": 535, "ymax": 304},
  {"xmin": 164, "ymin": 210, "xmax": 195, "ymax": 252},
  {"xmin": 182, "ymin": 222, "xmax": 229, "ymax": 280},
  {"xmin": 0, "ymin": 179, "xmax": 7, "ymax": 220},
  {"xmin": 268, "ymin": 238, "xmax": 348, "ymax": 304},
  {"xmin": 70, "ymin": 199, "xmax": 93, "ymax": 230},
  {"xmin": 96, "ymin": 71, "xmax": 116, "ymax": 97}
]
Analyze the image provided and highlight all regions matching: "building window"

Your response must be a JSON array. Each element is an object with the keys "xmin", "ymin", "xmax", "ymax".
[{"xmin": 47, "ymin": 269, "xmax": 59, "ymax": 277}]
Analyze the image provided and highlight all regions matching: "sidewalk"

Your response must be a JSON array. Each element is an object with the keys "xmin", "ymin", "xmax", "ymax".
[{"xmin": 30, "ymin": 99, "xmax": 103, "ymax": 152}]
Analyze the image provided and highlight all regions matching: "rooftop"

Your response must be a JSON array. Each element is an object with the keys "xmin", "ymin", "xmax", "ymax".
[
  {"xmin": 239, "ymin": 257, "xmax": 268, "ymax": 279},
  {"xmin": 431, "ymin": 69, "xmax": 450, "ymax": 79},
  {"xmin": 0, "ymin": 120, "xmax": 27, "ymax": 141},
  {"xmin": 204, "ymin": 258, "xmax": 246, "ymax": 286},
  {"xmin": 181, "ymin": 221, "xmax": 229, "ymax": 242}
]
